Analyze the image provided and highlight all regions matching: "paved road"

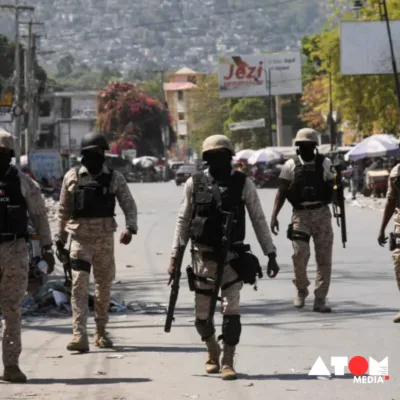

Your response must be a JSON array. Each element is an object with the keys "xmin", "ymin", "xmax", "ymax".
[{"xmin": 1, "ymin": 182, "xmax": 398, "ymax": 400}]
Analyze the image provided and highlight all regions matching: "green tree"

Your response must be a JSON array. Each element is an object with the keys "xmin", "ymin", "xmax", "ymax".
[
  {"xmin": 299, "ymin": 0, "xmax": 400, "ymax": 135},
  {"xmin": 187, "ymin": 74, "xmax": 230, "ymax": 153},
  {"xmin": 224, "ymin": 97, "xmax": 271, "ymax": 149}
]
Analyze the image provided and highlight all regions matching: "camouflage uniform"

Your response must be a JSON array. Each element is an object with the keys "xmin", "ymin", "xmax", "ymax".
[
  {"xmin": 171, "ymin": 135, "xmax": 276, "ymax": 380},
  {"xmin": 0, "ymin": 132, "xmax": 52, "ymax": 382},
  {"xmin": 57, "ymin": 165, "xmax": 137, "ymax": 351},
  {"xmin": 386, "ymin": 164, "xmax": 400, "ymax": 322},
  {"xmin": 278, "ymin": 128, "xmax": 334, "ymax": 311}
]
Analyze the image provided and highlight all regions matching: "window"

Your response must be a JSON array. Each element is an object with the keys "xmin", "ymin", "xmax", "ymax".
[
  {"xmin": 178, "ymin": 112, "xmax": 185, "ymax": 121},
  {"xmin": 177, "ymin": 90, "xmax": 184, "ymax": 101},
  {"xmin": 60, "ymin": 98, "xmax": 71, "ymax": 119},
  {"xmin": 39, "ymin": 100, "xmax": 51, "ymax": 117}
]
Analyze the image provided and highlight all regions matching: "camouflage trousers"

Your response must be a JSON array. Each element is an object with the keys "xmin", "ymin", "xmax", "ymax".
[
  {"xmin": 70, "ymin": 235, "xmax": 115, "ymax": 337},
  {"xmin": 291, "ymin": 205, "xmax": 334, "ymax": 300},
  {"xmin": 192, "ymin": 250, "xmax": 242, "ymax": 320},
  {"xmin": 391, "ymin": 224, "xmax": 400, "ymax": 291},
  {"xmin": 0, "ymin": 239, "xmax": 28, "ymax": 367}
]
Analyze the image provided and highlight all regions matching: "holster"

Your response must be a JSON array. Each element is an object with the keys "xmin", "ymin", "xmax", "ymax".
[
  {"xmin": 287, "ymin": 223, "xmax": 310, "ymax": 243},
  {"xmin": 230, "ymin": 244, "xmax": 262, "ymax": 286},
  {"xmin": 389, "ymin": 233, "xmax": 400, "ymax": 251}
]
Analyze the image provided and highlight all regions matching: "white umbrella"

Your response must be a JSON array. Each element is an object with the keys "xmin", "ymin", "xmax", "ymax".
[
  {"xmin": 234, "ymin": 149, "xmax": 255, "ymax": 161},
  {"xmin": 247, "ymin": 148, "xmax": 283, "ymax": 165},
  {"xmin": 344, "ymin": 134, "xmax": 399, "ymax": 161}
]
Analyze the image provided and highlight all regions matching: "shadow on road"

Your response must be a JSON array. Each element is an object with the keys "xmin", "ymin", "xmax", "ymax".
[
  {"xmin": 238, "ymin": 373, "xmax": 354, "ymax": 381},
  {"xmin": 193, "ymin": 373, "xmax": 354, "ymax": 381},
  {"xmin": 7, "ymin": 377, "xmax": 151, "ymax": 385},
  {"xmin": 88, "ymin": 345, "xmax": 205, "ymax": 354}
]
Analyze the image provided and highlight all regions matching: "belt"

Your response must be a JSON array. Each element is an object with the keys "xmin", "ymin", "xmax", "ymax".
[
  {"xmin": 0, "ymin": 233, "xmax": 27, "ymax": 243},
  {"xmin": 294, "ymin": 203, "xmax": 325, "ymax": 211}
]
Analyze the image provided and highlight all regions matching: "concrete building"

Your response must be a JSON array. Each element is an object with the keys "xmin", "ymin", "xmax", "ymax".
[
  {"xmin": 38, "ymin": 91, "xmax": 97, "ymax": 155},
  {"xmin": 164, "ymin": 67, "xmax": 204, "ymax": 158}
]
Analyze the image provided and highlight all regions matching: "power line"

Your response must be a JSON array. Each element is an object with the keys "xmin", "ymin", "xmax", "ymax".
[{"xmin": 46, "ymin": 0, "xmax": 306, "ymax": 40}]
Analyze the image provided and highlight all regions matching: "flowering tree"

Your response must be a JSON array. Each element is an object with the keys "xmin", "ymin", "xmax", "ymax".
[{"xmin": 96, "ymin": 82, "xmax": 176, "ymax": 157}]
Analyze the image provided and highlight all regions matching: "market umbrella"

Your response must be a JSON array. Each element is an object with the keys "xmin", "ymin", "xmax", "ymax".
[
  {"xmin": 234, "ymin": 149, "xmax": 255, "ymax": 161},
  {"xmin": 247, "ymin": 148, "xmax": 283, "ymax": 165},
  {"xmin": 344, "ymin": 134, "xmax": 399, "ymax": 161}
]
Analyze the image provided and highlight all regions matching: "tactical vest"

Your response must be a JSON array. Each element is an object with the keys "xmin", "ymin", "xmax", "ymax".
[
  {"xmin": 393, "ymin": 176, "xmax": 400, "ymax": 209},
  {"xmin": 189, "ymin": 171, "xmax": 246, "ymax": 248},
  {"xmin": 0, "ymin": 167, "xmax": 28, "ymax": 238},
  {"xmin": 287, "ymin": 154, "xmax": 332, "ymax": 209},
  {"xmin": 72, "ymin": 168, "xmax": 116, "ymax": 219}
]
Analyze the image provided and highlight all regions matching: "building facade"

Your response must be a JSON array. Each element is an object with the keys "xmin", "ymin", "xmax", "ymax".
[
  {"xmin": 38, "ymin": 91, "xmax": 97, "ymax": 155},
  {"xmin": 164, "ymin": 67, "xmax": 204, "ymax": 159}
]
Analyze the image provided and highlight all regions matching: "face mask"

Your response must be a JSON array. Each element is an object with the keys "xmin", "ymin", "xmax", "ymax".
[
  {"xmin": 205, "ymin": 151, "xmax": 232, "ymax": 180},
  {"xmin": 0, "ymin": 154, "xmax": 11, "ymax": 176},
  {"xmin": 298, "ymin": 144, "xmax": 316, "ymax": 162},
  {"xmin": 82, "ymin": 152, "xmax": 105, "ymax": 174}
]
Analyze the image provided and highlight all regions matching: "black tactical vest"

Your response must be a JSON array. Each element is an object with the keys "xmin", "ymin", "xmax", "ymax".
[
  {"xmin": 72, "ymin": 168, "xmax": 116, "ymax": 219},
  {"xmin": 287, "ymin": 154, "xmax": 333, "ymax": 209},
  {"xmin": 0, "ymin": 167, "xmax": 28, "ymax": 237},
  {"xmin": 189, "ymin": 171, "xmax": 246, "ymax": 248}
]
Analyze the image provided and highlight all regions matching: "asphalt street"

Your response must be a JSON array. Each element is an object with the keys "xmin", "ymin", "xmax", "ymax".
[{"xmin": 0, "ymin": 182, "xmax": 398, "ymax": 400}]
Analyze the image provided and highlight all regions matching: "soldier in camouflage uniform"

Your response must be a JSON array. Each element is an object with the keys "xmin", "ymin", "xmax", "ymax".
[
  {"xmin": 378, "ymin": 163, "xmax": 400, "ymax": 322},
  {"xmin": 0, "ymin": 132, "xmax": 54, "ymax": 383},
  {"xmin": 56, "ymin": 132, "xmax": 138, "ymax": 353},
  {"xmin": 169, "ymin": 135, "xmax": 279, "ymax": 380},
  {"xmin": 271, "ymin": 128, "xmax": 334, "ymax": 313}
]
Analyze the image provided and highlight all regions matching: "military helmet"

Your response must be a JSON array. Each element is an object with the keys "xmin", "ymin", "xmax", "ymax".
[
  {"xmin": 202, "ymin": 135, "xmax": 235, "ymax": 156},
  {"xmin": 294, "ymin": 128, "xmax": 318, "ymax": 145},
  {"xmin": 81, "ymin": 132, "xmax": 109, "ymax": 153},
  {"xmin": 0, "ymin": 131, "xmax": 15, "ymax": 156}
]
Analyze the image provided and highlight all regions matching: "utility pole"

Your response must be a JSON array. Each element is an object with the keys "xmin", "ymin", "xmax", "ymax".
[
  {"xmin": 0, "ymin": 2, "xmax": 35, "ymax": 166},
  {"xmin": 265, "ymin": 68, "xmax": 274, "ymax": 147},
  {"xmin": 21, "ymin": 22, "xmax": 44, "ymax": 156},
  {"xmin": 379, "ymin": 0, "xmax": 400, "ymax": 115},
  {"xmin": 152, "ymin": 69, "xmax": 170, "ymax": 181},
  {"xmin": 275, "ymin": 95, "xmax": 283, "ymax": 146}
]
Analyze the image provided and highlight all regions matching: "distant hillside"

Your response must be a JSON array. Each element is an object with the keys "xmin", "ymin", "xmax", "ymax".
[{"xmin": 0, "ymin": 0, "xmax": 332, "ymax": 73}]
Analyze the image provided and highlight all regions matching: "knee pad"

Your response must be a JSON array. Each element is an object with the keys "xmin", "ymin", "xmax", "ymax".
[
  {"xmin": 195, "ymin": 318, "xmax": 215, "ymax": 341},
  {"xmin": 70, "ymin": 258, "xmax": 91, "ymax": 273},
  {"xmin": 222, "ymin": 315, "xmax": 241, "ymax": 346}
]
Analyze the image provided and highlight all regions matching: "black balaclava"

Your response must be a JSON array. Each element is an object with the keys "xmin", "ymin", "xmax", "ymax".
[
  {"xmin": 81, "ymin": 150, "xmax": 105, "ymax": 175},
  {"xmin": 0, "ymin": 151, "xmax": 12, "ymax": 177},
  {"xmin": 204, "ymin": 149, "xmax": 232, "ymax": 181},
  {"xmin": 298, "ymin": 143, "xmax": 317, "ymax": 162}
]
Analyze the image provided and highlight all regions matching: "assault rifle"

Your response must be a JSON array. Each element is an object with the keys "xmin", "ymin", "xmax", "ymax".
[
  {"xmin": 332, "ymin": 164, "xmax": 347, "ymax": 248},
  {"xmin": 164, "ymin": 242, "xmax": 186, "ymax": 333},
  {"xmin": 207, "ymin": 210, "xmax": 235, "ymax": 326}
]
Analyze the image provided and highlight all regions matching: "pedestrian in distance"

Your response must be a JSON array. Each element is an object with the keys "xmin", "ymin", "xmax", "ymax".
[
  {"xmin": 0, "ymin": 131, "xmax": 55, "ymax": 383},
  {"xmin": 55, "ymin": 132, "xmax": 138, "ymax": 353},
  {"xmin": 168, "ymin": 134, "xmax": 279, "ymax": 380},
  {"xmin": 270, "ymin": 128, "xmax": 334, "ymax": 313}
]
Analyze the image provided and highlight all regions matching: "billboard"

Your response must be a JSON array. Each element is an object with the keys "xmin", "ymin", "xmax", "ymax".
[
  {"xmin": 218, "ymin": 52, "xmax": 302, "ymax": 98},
  {"xmin": 340, "ymin": 21, "xmax": 400, "ymax": 75}
]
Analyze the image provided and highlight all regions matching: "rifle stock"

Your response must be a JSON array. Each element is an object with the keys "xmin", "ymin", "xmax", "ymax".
[
  {"xmin": 332, "ymin": 164, "xmax": 347, "ymax": 248},
  {"xmin": 206, "ymin": 211, "xmax": 235, "ymax": 326},
  {"xmin": 164, "ymin": 244, "xmax": 185, "ymax": 333}
]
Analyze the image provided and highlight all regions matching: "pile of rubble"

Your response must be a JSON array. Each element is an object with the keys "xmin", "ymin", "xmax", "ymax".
[
  {"xmin": 44, "ymin": 196, "xmax": 59, "ymax": 222},
  {"xmin": 17, "ymin": 281, "xmax": 167, "ymax": 318}
]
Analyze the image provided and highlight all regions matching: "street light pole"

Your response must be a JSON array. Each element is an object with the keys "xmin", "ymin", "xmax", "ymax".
[{"xmin": 329, "ymin": 67, "xmax": 335, "ymax": 151}]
